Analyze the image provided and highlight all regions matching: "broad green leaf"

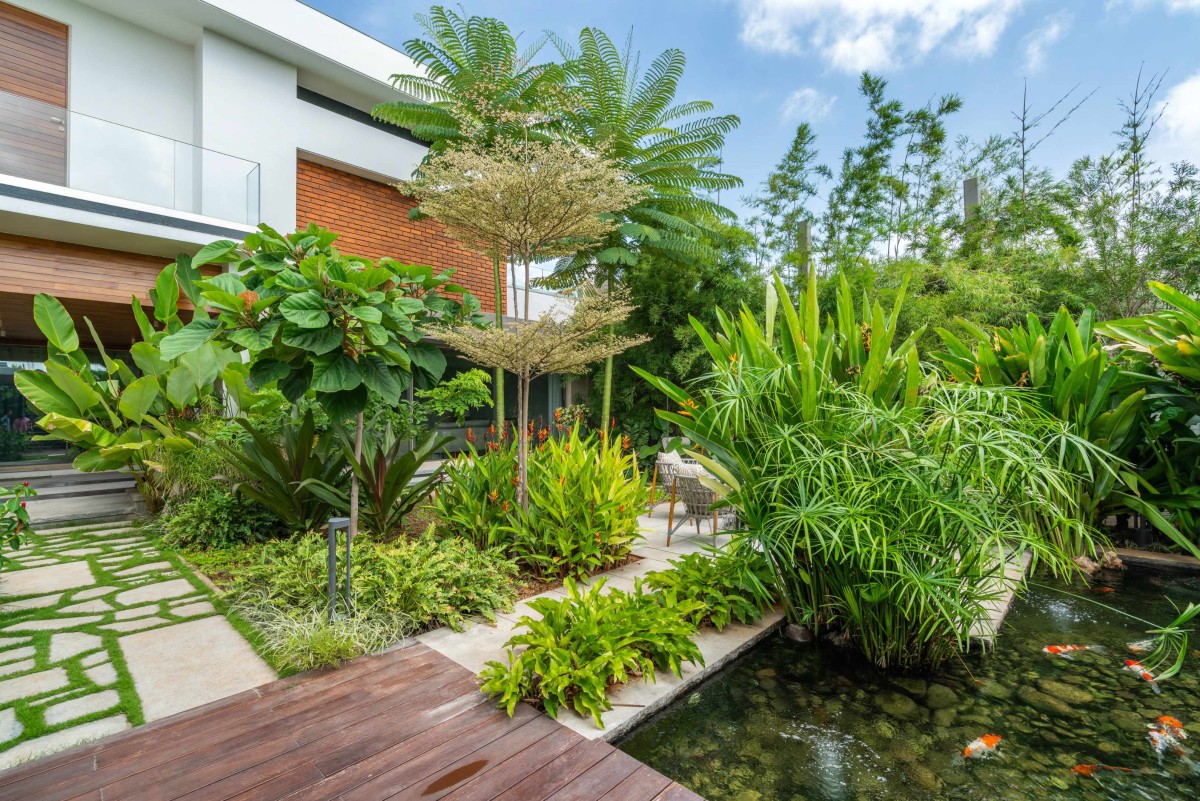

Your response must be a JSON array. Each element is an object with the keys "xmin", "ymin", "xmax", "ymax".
[
  {"xmin": 15, "ymin": 370, "xmax": 80, "ymax": 417},
  {"xmin": 159, "ymin": 318, "xmax": 221, "ymax": 360},
  {"xmin": 200, "ymin": 272, "xmax": 248, "ymax": 296},
  {"xmin": 164, "ymin": 365, "xmax": 200, "ymax": 407},
  {"xmin": 152, "ymin": 263, "xmax": 179, "ymax": 324},
  {"xmin": 350, "ymin": 306, "xmax": 383, "ymax": 324},
  {"xmin": 33, "ymin": 294, "xmax": 79, "ymax": 352},
  {"xmin": 360, "ymin": 355, "xmax": 403, "ymax": 402},
  {"xmin": 130, "ymin": 342, "xmax": 170, "ymax": 377},
  {"xmin": 311, "ymin": 354, "xmax": 362, "ymax": 393},
  {"xmin": 280, "ymin": 291, "xmax": 330, "ymax": 328},
  {"xmin": 191, "ymin": 239, "xmax": 240, "ymax": 268},
  {"xmin": 318, "ymin": 384, "xmax": 368, "ymax": 420},
  {"xmin": 225, "ymin": 319, "xmax": 281, "ymax": 351},
  {"xmin": 118, "ymin": 376, "xmax": 159, "ymax": 422},
  {"xmin": 248, "ymin": 359, "xmax": 290, "ymax": 389},
  {"xmin": 282, "ymin": 326, "xmax": 343, "ymax": 355},
  {"xmin": 45, "ymin": 361, "xmax": 101, "ymax": 413}
]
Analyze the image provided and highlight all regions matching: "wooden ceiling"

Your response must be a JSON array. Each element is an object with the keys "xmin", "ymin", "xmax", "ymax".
[{"xmin": 0, "ymin": 290, "xmax": 156, "ymax": 349}]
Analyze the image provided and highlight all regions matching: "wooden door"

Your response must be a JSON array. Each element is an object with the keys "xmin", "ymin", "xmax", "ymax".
[{"xmin": 0, "ymin": 1, "xmax": 67, "ymax": 185}]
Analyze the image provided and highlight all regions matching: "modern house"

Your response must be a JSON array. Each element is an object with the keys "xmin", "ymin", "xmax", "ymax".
[{"xmin": 0, "ymin": 0, "xmax": 577, "ymax": 469}]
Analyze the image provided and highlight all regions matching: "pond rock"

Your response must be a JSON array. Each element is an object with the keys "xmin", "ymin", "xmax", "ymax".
[
  {"xmin": 1036, "ymin": 678, "xmax": 1093, "ymax": 706},
  {"xmin": 1109, "ymin": 710, "xmax": 1147, "ymax": 733},
  {"xmin": 876, "ymin": 690, "xmax": 921, "ymax": 721},
  {"xmin": 908, "ymin": 762, "xmax": 943, "ymax": 792},
  {"xmin": 925, "ymin": 683, "xmax": 959, "ymax": 710},
  {"xmin": 892, "ymin": 676, "xmax": 927, "ymax": 698},
  {"xmin": 933, "ymin": 707, "xmax": 958, "ymax": 728},
  {"xmin": 1017, "ymin": 687, "xmax": 1077, "ymax": 718},
  {"xmin": 976, "ymin": 679, "xmax": 1013, "ymax": 701}
]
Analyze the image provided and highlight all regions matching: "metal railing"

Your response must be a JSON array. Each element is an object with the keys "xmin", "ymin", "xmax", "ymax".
[{"xmin": 0, "ymin": 89, "xmax": 260, "ymax": 225}]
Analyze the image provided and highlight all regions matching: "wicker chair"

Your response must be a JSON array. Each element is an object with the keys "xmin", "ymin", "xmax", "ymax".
[
  {"xmin": 647, "ymin": 450, "xmax": 684, "ymax": 518},
  {"xmin": 667, "ymin": 469, "xmax": 737, "ymax": 545}
]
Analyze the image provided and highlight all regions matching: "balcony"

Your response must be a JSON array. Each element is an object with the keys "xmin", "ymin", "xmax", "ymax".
[{"xmin": 0, "ymin": 89, "xmax": 259, "ymax": 226}]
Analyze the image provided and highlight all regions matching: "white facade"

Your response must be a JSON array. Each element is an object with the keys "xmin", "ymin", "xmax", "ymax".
[{"xmin": 0, "ymin": 0, "xmax": 428, "ymax": 258}]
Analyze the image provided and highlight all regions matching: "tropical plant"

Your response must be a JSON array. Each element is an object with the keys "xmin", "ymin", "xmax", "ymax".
[
  {"xmin": 227, "ymin": 530, "xmax": 517, "ymax": 632},
  {"xmin": 15, "ymin": 285, "xmax": 238, "ymax": 513},
  {"xmin": 332, "ymin": 418, "xmax": 451, "ymax": 538},
  {"xmin": 431, "ymin": 436, "xmax": 518, "ymax": 550},
  {"xmin": 153, "ymin": 488, "xmax": 281, "ymax": 551},
  {"xmin": 415, "ymin": 368, "xmax": 493, "ymax": 425},
  {"xmin": 161, "ymin": 224, "xmax": 480, "ymax": 537},
  {"xmin": 636, "ymin": 275, "xmax": 1108, "ymax": 668},
  {"xmin": 0, "ymin": 482, "xmax": 34, "ymax": 569},
  {"xmin": 548, "ymin": 27, "xmax": 742, "ymax": 428},
  {"xmin": 479, "ymin": 577, "xmax": 703, "ymax": 727},
  {"xmin": 210, "ymin": 410, "xmax": 347, "ymax": 534},
  {"xmin": 0, "ymin": 430, "xmax": 29, "ymax": 461},
  {"xmin": 439, "ymin": 288, "xmax": 646, "ymax": 507},
  {"xmin": 509, "ymin": 425, "xmax": 646, "ymax": 579},
  {"xmin": 644, "ymin": 544, "xmax": 775, "ymax": 630},
  {"xmin": 233, "ymin": 602, "xmax": 405, "ymax": 673},
  {"xmin": 1099, "ymin": 281, "xmax": 1200, "ymax": 387}
]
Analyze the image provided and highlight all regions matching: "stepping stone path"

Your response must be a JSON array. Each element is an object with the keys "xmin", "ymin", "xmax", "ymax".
[{"xmin": 0, "ymin": 521, "xmax": 276, "ymax": 770}]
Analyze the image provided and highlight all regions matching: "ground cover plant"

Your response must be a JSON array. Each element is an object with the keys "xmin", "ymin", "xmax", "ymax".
[
  {"xmin": 643, "ymin": 544, "xmax": 775, "ymax": 630},
  {"xmin": 479, "ymin": 577, "xmax": 704, "ymax": 727}
]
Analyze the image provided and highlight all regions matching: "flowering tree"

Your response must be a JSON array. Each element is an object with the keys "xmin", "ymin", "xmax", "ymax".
[{"xmin": 439, "ymin": 289, "xmax": 646, "ymax": 507}]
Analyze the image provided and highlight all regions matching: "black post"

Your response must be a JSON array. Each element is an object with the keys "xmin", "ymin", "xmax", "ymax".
[{"xmin": 326, "ymin": 517, "xmax": 350, "ymax": 622}]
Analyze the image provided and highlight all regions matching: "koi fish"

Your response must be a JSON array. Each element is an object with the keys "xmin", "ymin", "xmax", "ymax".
[
  {"xmin": 1071, "ymin": 764, "xmax": 1133, "ymax": 778},
  {"xmin": 1123, "ymin": 660, "xmax": 1163, "ymax": 694},
  {"xmin": 1042, "ymin": 644, "xmax": 1105, "ymax": 659},
  {"xmin": 1147, "ymin": 727, "xmax": 1189, "ymax": 761},
  {"xmin": 1127, "ymin": 639, "xmax": 1156, "ymax": 654},
  {"xmin": 1155, "ymin": 716, "xmax": 1187, "ymax": 739},
  {"xmin": 962, "ymin": 734, "xmax": 1002, "ymax": 759}
]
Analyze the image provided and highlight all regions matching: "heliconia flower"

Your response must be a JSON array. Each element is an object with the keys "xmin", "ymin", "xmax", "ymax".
[
  {"xmin": 466, "ymin": 428, "xmax": 476, "ymax": 443},
  {"xmin": 621, "ymin": 435, "xmax": 632, "ymax": 451},
  {"xmin": 973, "ymin": 364, "xmax": 983, "ymax": 385},
  {"xmin": 488, "ymin": 424, "xmax": 496, "ymax": 438},
  {"xmin": 488, "ymin": 490, "xmax": 498, "ymax": 502}
]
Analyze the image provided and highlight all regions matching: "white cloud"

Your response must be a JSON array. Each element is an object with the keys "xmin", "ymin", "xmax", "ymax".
[
  {"xmin": 781, "ymin": 87, "xmax": 837, "ymax": 120},
  {"xmin": 1108, "ymin": 0, "xmax": 1200, "ymax": 12},
  {"xmin": 736, "ymin": 0, "xmax": 1025, "ymax": 73},
  {"xmin": 1023, "ymin": 12, "xmax": 1070, "ymax": 73},
  {"xmin": 1153, "ymin": 71, "xmax": 1200, "ymax": 165}
]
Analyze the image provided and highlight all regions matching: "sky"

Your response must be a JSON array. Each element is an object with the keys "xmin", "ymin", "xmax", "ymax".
[{"xmin": 305, "ymin": 0, "xmax": 1200, "ymax": 220}]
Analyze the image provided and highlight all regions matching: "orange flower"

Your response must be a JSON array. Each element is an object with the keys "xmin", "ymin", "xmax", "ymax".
[
  {"xmin": 973, "ymin": 364, "xmax": 983, "ymax": 385},
  {"xmin": 488, "ymin": 490, "xmax": 499, "ymax": 503},
  {"xmin": 466, "ymin": 428, "xmax": 476, "ymax": 443},
  {"xmin": 621, "ymin": 435, "xmax": 632, "ymax": 451},
  {"xmin": 237, "ymin": 290, "xmax": 259, "ymax": 310},
  {"xmin": 488, "ymin": 423, "xmax": 496, "ymax": 439}
]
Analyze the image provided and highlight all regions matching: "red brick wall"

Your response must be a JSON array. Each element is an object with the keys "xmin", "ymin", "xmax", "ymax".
[{"xmin": 295, "ymin": 159, "xmax": 503, "ymax": 314}]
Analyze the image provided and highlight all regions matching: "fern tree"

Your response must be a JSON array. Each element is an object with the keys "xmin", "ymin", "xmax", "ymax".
[
  {"xmin": 372, "ymin": 6, "xmax": 569, "ymax": 429},
  {"xmin": 547, "ymin": 28, "xmax": 742, "ymax": 432}
]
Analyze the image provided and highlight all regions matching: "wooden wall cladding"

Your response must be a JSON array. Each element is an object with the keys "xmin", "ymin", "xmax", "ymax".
[{"xmin": 0, "ymin": 1, "xmax": 68, "ymax": 184}]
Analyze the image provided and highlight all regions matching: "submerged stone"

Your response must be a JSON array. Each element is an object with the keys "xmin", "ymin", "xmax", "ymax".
[
  {"xmin": 1017, "ymin": 687, "xmax": 1076, "ymax": 718},
  {"xmin": 924, "ymin": 683, "xmax": 959, "ymax": 710},
  {"xmin": 1035, "ymin": 678, "xmax": 1093, "ymax": 706},
  {"xmin": 876, "ymin": 690, "xmax": 921, "ymax": 721}
]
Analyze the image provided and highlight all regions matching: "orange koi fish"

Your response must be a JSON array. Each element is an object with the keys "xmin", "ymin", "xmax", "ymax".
[
  {"xmin": 1147, "ymin": 727, "xmax": 1189, "ymax": 760},
  {"xmin": 1072, "ymin": 764, "xmax": 1133, "ymax": 778},
  {"xmin": 1124, "ymin": 660, "xmax": 1163, "ymax": 694},
  {"xmin": 1042, "ymin": 644, "xmax": 1105, "ymax": 659},
  {"xmin": 962, "ymin": 734, "xmax": 1002, "ymax": 759},
  {"xmin": 1155, "ymin": 716, "xmax": 1187, "ymax": 739}
]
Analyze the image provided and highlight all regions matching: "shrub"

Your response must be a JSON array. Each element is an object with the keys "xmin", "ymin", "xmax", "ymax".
[
  {"xmin": 479, "ymin": 578, "xmax": 703, "ymax": 727},
  {"xmin": 0, "ymin": 430, "xmax": 29, "ymax": 461},
  {"xmin": 153, "ymin": 488, "xmax": 282, "ymax": 550},
  {"xmin": 233, "ymin": 603, "xmax": 404, "ymax": 672},
  {"xmin": 227, "ymin": 530, "xmax": 517, "ymax": 632},
  {"xmin": 644, "ymin": 544, "xmax": 775, "ymax": 630},
  {"xmin": 434, "ymin": 427, "xmax": 646, "ymax": 579},
  {"xmin": 510, "ymin": 426, "xmax": 647, "ymax": 579},
  {"xmin": 416, "ymin": 369, "xmax": 494, "ymax": 424},
  {"xmin": 0, "ymin": 482, "xmax": 35, "ymax": 569}
]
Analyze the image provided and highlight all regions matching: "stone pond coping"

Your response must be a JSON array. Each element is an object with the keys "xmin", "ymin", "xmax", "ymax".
[
  {"xmin": 1112, "ymin": 547, "xmax": 1200, "ymax": 572},
  {"xmin": 418, "ymin": 504, "xmax": 786, "ymax": 743}
]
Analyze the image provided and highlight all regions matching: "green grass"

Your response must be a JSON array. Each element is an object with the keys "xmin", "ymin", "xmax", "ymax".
[{"xmin": 0, "ymin": 522, "xmax": 274, "ymax": 755}]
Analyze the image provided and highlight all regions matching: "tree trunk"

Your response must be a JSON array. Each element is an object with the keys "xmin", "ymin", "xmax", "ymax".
[
  {"xmin": 516, "ymin": 372, "xmax": 529, "ymax": 510},
  {"xmin": 522, "ymin": 257, "xmax": 531, "ymax": 321},
  {"xmin": 492, "ymin": 251, "xmax": 505, "ymax": 430},
  {"xmin": 349, "ymin": 411, "xmax": 364, "ymax": 538},
  {"xmin": 599, "ymin": 269, "xmax": 614, "ymax": 441}
]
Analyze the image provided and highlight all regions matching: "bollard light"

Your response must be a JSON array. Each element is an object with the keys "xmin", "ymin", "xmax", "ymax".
[{"xmin": 326, "ymin": 517, "xmax": 351, "ymax": 622}]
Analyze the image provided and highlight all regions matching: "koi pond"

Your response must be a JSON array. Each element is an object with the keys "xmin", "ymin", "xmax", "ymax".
[{"xmin": 619, "ymin": 567, "xmax": 1200, "ymax": 800}]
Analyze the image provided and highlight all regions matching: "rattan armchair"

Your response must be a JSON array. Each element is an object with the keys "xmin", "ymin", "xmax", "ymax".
[{"xmin": 666, "ymin": 469, "xmax": 737, "ymax": 545}]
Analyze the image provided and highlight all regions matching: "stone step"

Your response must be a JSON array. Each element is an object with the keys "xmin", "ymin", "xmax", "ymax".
[{"xmin": 23, "ymin": 481, "xmax": 138, "ymax": 503}]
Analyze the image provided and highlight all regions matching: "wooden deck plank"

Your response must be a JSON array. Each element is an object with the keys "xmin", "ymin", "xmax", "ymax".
[{"xmin": 0, "ymin": 643, "xmax": 700, "ymax": 801}]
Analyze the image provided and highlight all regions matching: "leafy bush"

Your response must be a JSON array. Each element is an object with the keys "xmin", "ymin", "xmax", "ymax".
[
  {"xmin": 211, "ymin": 410, "xmax": 348, "ymax": 533},
  {"xmin": 434, "ymin": 427, "xmax": 646, "ymax": 579},
  {"xmin": 153, "ymin": 488, "xmax": 282, "ymax": 550},
  {"xmin": 416, "ymin": 368, "xmax": 493, "ymax": 424},
  {"xmin": 479, "ymin": 578, "xmax": 703, "ymax": 727},
  {"xmin": 0, "ymin": 482, "xmax": 35, "ymax": 569},
  {"xmin": 227, "ymin": 530, "xmax": 517, "ymax": 632},
  {"xmin": 644, "ymin": 545, "xmax": 775, "ymax": 630},
  {"xmin": 233, "ymin": 603, "xmax": 403, "ymax": 672},
  {"xmin": 0, "ymin": 430, "xmax": 29, "ymax": 461}
]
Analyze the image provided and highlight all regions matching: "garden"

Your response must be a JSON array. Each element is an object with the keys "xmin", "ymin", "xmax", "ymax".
[{"xmin": 2, "ymin": 5, "xmax": 1200, "ymax": 799}]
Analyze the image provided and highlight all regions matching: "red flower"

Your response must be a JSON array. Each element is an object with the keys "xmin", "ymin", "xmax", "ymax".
[{"xmin": 21, "ymin": 481, "xmax": 28, "ymax": 487}]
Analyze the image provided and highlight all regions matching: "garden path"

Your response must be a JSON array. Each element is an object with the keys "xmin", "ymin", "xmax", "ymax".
[
  {"xmin": 0, "ymin": 522, "xmax": 275, "ymax": 770},
  {"xmin": 419, "ymin": 503, "xmax": 785, "ymax": 741}
]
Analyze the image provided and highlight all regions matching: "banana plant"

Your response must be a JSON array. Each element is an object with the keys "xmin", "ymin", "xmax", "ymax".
[{"xmin": 15, "ymin": 281, "xmax": 238, "ymax": 513}]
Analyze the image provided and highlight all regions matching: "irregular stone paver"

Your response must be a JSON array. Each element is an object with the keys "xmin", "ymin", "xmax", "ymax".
[
  {"xmin": 113, "ymin": 562, "xmax": 172, "ymax": 576},
  {"xmin": 112, "ymin": 579, "xmax": 194, "ymax": 607},
  {"xmin": 72, "ymin": 586, "xmax": 118, "ymax": 601},
  {"xmin": 103, "ymin": 618, "xmax": 168, "ymax": 633},
  {"xmin": 84, "ymin": 663, "xmax": 117, "ymax": 686},
  {"xmin": 0, "ymin": 668, "xmax": 69, "ymax": 704},
  {"xmin": 113, "ymin": 607, "xmax": 157, "ymax": 621},
  {"xmin": 120, "ymin": 617, "xmax": 275, "ymax": 721},
  {"xmin": 49, "ymin": 633, "xmax": 103, "ymax": 663},
  {"xmin": 0, "ymin": 659, "xmax": 35, "ymax": 678},
  {"xmin": 6, "ymin": 616, "xmax": 103, "ymax": 632},
  {"xmin": 80, "ymin": 652, "xmax": 107, "ymax": 669},
  {"xmin": 0, "ymin": 708, "xmax": 21, "ymax": 743},
  {"xmin": 44, "ymin": 690, "xmax": 121, "ymax": 726},
  {"xmin": 0, "ymin": 562, "xmax": 93, "ymax": 596},
  {"xmin": 59, "ymin": 600, "xmax": 114, "ymax": 614},
  {"xmin": 0, "ymin": 715, "xmax": 129, "ymax": 771},
  {"xmin": 0, "ymin": 646, "xmax": 36, "ymax": 664},
  {"xmin": 171, "ymin": 601, "xmax": 216, "ymax": 618},
  {"xmin": 1, "ymin": 594, "xmax": 63, "ymax": 610},
  {"xmin": 58, "ymin": 548, "xmax": 104, "ymax": 557}
]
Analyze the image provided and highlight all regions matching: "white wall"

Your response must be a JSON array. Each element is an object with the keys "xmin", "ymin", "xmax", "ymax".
[
  {"xmin": 18, "ymin": 0, "xmax": 194, "ymax": 142},
  {"xmin": 194, "ymin": 31, "xmax": 297, "ymax": 230},
  {"xmin": 294, "ymin": 100, "xmax": 426, "ymax": 184}
]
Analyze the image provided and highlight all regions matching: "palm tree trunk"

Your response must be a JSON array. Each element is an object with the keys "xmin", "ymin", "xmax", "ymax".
[
  {"xmin": 492, "ymin": 251, "xmax": 504, "ymax": 429},
  {"xmin": 599, "ymin": 267, "xmax": 614, "ymax": 440},
  {"xmin": 349, "ymin": 411, "xmax": 363, "ymax": 538}
]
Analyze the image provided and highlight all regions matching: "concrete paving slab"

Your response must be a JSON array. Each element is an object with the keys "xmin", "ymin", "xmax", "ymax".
[
  {"xmin": 0, "ymin": 668, "xmax": 69, "ymax": 704},
  {"xmin": 5, "ymin": 616, "xmax": 104, "ymax": 632},
  {"xmin": 0, "ymin": 562, "xmax": 94, "ymax": 597},
  {"xmin": 0, "ymin": 715, "xmax": 129, "ymax": 771},
  {"xmin": 112, "ymin": 579, "xmax": 194, "ymax": 606},
  {"xmin": 119, "ymin": 617, "xmax": 275, "ymax": 721},
  {"xmin": 49, "ymin": 632, "xmax": 103, "ymax": 663},
  {"xmin": 84, "ymin": 663, "xmax": 117, "ymax": 686},
  {"xmin": 44, "ymin": 689, "xmax": 121, "ymax": 726}
]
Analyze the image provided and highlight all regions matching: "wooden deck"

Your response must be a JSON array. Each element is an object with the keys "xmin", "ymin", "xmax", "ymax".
[{"xmin": 0, "ymin": 643, "xmax": 701, "ymax": 801}]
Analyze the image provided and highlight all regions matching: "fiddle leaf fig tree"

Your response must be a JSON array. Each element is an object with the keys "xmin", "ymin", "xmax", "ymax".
[
  {"xmin": 163, "ymin": 224, "xmax": 483, "ymax": 536},
  {"xmin": 15, "ymin": 278, "xmax": 238, "ymax": 513}
]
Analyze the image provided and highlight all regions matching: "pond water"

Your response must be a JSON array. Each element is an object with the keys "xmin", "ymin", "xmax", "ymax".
[{"xmin": 619, "ymin": 567, "xmax": 1200, "ymax": 800}]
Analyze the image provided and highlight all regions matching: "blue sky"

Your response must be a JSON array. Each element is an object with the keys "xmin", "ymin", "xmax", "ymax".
[{"xmin": 307, "ymin": 0, "xmax": 1200, "ymax": 219}]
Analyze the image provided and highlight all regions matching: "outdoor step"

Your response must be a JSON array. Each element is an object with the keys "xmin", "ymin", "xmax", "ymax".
[{"xmin": 24, "ymin": 481, "xmax": 138, "ymax": 502}]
